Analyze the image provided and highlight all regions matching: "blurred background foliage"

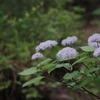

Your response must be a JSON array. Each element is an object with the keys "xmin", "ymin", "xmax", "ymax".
[{"xmin": 0, "ymin": 0, "xmax": 100, "ymax": 100}]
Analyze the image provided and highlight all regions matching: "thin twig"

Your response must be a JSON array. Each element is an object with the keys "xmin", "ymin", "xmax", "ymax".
[
  {"xmin": 82, "ymin": 62, "xmax": 97, "ymax": 77},
  {"xmin": 72, "ymin": 78, "xmax": 100, "ymax": 99},
  {"xmin": 82, "ymin": 62, "xmax": 89, "ymax": 69}
]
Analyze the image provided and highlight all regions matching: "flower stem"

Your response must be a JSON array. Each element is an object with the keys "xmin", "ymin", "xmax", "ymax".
[
  {"xmin": 82, "ymin": 63, "xmax": 89, "ymax": 69},
  {"xmin": 82, "ymin": 62, "xmax": 97, "ymax": 77},
  {"xmin": 72, "ymin": 78, "xmax": 100, "ymax": 99}
]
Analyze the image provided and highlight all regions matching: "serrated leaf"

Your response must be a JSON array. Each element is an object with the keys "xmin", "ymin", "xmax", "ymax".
[
  {"xmin": 18, "ymin": 67, "xmax": 37, "ymax": 75},
  {"xmin": 22, "ymin": 76, "xmax": 43, "ymax": 87},
  {"xmin": 80, "ymin": 46, "xmax": 95, "ymax": 52}
]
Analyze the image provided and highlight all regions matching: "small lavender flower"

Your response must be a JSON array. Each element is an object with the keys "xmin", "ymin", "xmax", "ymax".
[
  {"xmin": 31, "ymin": 52, "xmax": 43, "ymax": 60},
  {"xmin": 88, "ymin": 33, "xmax": 100, "ymax": 43},
  {"xmin": 93, "ymin": 48, "xmax": 100, "ymax": 57},
  {"xmin": 88, "ymin": 33, "xmax": 100, "ymax": 48},
  {"xmin": 88, "ymin": 42, "xmax": 100, "ymax": 48},
  {"xmin": 61, "ymin": 36, "xmax": 78, "ymax": 46},
  {"xmin": 36, "ymin": 40, "xmax": 58, "ymax": 52},
  {"xmin": 56, "ymin": 47, "xmax": 78, "ymax": 60}
]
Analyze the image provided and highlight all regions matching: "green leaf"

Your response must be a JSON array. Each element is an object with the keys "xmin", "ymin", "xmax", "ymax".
[
  {"xmin": 93, "ymin": 76, "xmax": 100, "ymax": 85},
  {"xmin": 63, "ymin": 71, "xmax": 79, "ymax": 80},
  {"xmin": 74, "ymin": 76, "xmax": 93, "ymax": 89},
  {"xmin": 47, "ymin": 64, "xmax": 56, "ymax": 74},
  {"xmin": 79, "ymin": 52, "xmax": 88, "ymax": 57},
  {"xmin": 22, "ymin": 76, "xmax": 44, "ymax": 87},
  {"xmin": 80, "ymin": 46, "xmax": 95, "ymax": 52},
  {"xmin": 72, "ymin": 56, "xmax": 87, "ymax": 66},
  {"xmin": 37, "ymin": 58, "xmax": 52, "ymax": 67},
  {"xmin": 67, "ymin": 82, "xmax": 76, "ymax": 87},
  {"xmin": 42, "ymin": 60, "xmax": 56, "ymax": 70},
  {"xmin": 56, "ymin": 63, "xmax": 72, "ymax": 71},
  {"xmin": 47, "ymin": 63, "xmax": 73, "ymax": 74},
  {"xmin": 84, "ymin": 67, "xmax": 100, "ymax": 74},
  {"xmin": 97, "ymin": 57, "xmax": 100, "ymax": 61},
  {"xmin": 81, "ymin": 57, "xmax": 98, "ymax": 63},
  {"xmin": 18, "ymin": 67, "xmax": 38, "ymax": 75}
]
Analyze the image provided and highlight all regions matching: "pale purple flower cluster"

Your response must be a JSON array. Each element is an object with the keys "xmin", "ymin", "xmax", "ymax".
[
  {"xmin": 88, "ymin": 42, "xmax": 100, "ymax": 48},
  {"xmin": 93, "ymin": 48, "xmax": 100, "ymax": 57},
  {"xmin": 31, "ymin": 40, "xmax": 58, "ymax": 60},
  {"xmin": 56, "ymin": 47, "xmax": 78, "ymax": 60},
  {"xmin": 61, "ymin": 36, "xmax": 78, "ymax": 46},
  {"xmin": 88, "ymin": 33, "xmax": 100, "ymax": 48},
  {"xmin": 31, "ymin": 52, "xmax": 43, "ymax": 60},
  {"xmin": 36, "ymin": 40, "xmax": 58, "ymax": 52},
  {"xmin": 88, "ymin": 33, "xmax": 100, "ymax": 42}
]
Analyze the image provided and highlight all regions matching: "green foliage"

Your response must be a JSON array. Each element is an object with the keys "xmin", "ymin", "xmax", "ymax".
[
  {"xmin": 63, "ymin": 71, "xmax": 79, "ymax": 80},
  {"xmin": 72, "ymin": 56, "xmax": 87, "ymax": 66},
  {"xmin": 22, "ymin": 87, "xmax": 42, "ymax": 99},
  {"xmin": 93, "ymin": 8, "xmax": 100, "ymax": 16},
  {"xmin": 23, "ymin": 76, "xmax": 44, "ymax": 87},
  {"xmin": 74, "ymin": 76, "xmax": 93, "ymax": 89},
  {"xmin": 0, "ymin": 80, "xmax": 11, "ymax": 90},
  {"xmin": 80, "ymin": 46, "xmax": 95, "ymax": 52},
  {"xmin": 18, "ymin": 67, "xmax": 38, "ymax": 76}
]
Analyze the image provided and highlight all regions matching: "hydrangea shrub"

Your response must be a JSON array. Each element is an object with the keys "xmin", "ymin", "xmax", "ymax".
[{"xmin": 19, "ymin": 33, "xmax": 100, "ymax": 99}]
